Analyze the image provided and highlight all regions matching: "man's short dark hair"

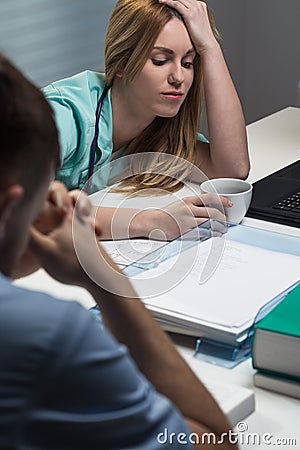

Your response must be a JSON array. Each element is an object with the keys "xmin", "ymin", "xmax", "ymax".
[{"xmin": 0, "ymin": 55, "xmax": 60, "ymax": 196}]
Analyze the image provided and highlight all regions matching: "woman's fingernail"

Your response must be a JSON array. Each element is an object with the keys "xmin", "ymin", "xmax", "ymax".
[{"xmin": 228, "ymin": 201, "xmax": 233, "ymax": 207}]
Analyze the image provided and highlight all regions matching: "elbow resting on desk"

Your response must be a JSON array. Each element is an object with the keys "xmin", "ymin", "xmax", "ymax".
[
  {"xmin": 194, "ymin": 141, "xmax": 251, "ymax": 181},
  {"xmin": 201, "ymin": 159, "xmax": 251, "ymax": 181},
  {"xmin": 225, "ymin": 161, "xmax": 251, "ymax": 181}
]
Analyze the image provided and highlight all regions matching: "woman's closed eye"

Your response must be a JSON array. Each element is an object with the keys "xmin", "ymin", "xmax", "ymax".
[
  {"xmin": 182, "ymin": 61, "xmax": 194, "ymax": 69},
  {"xmin": 151, "ymin": 58, "xmax": 194, "ymax": 69},
  {"xmin": 152, "ymin": 58, "xmax": 168, "ymax": 66}
]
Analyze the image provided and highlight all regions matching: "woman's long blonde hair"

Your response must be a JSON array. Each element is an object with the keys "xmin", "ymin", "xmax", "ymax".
[{"xmin": 105, "ymin": 0, "xmax": 219, "ymax": 193}]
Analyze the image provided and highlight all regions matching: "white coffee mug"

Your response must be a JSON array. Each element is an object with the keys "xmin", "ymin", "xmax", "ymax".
[{"xmin": 200, "ymin": 178, "xmax": 253, "ymax": 224}]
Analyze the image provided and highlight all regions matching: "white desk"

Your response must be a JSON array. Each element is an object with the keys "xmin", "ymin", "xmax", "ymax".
[
  {"xmin": 246, "ymin": 106, "xmax": 300, "ymax": 184},
  {"xmin": 15, "ymin": 107, "xmax": 300, "ymax": 449}
]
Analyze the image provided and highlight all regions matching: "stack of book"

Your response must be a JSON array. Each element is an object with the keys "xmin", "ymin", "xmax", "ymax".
[{"xmin": 252, "ymin": 283, "xmax": 300, "ymax": 399}]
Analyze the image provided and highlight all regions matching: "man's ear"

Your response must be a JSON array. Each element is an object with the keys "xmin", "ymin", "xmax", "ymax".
[{"xmin": 0, "ymin": 185, "xmax": 24, "ymax": 239}]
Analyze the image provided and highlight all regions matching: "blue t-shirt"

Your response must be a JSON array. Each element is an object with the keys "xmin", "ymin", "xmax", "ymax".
[
  {"xmin": 43, "ymin": 71, "xmax": 208, "ymax": 192},
  {"xmin": 0, "ymin": 274, "xmax": 191, "ymax": 449}
]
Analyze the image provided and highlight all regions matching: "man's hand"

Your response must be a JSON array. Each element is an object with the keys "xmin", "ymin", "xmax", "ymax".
[
  {"xmin": 12, "ymin": 182, "xmax": 95, "ymax": 279},
  {"xmin": 29, "ymin": 200, "xmax": 134, "ymax": 298}
]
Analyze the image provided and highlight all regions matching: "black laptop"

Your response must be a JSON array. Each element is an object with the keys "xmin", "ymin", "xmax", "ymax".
[{"xmin": 246, "ymin": 159, "xmax": 300, "ymax": 228}]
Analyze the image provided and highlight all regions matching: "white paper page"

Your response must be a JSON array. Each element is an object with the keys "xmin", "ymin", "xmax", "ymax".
[
  {"xmin": 131, "ymin": 238, "xmax": 300, "ymax": 329},
  {"xmin": 102, "ymin": 239, "xmax": 166, "ymax": 267}
]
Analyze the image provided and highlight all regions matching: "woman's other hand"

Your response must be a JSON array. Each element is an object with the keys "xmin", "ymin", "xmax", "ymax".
[
  {"xmin": 133, "ymin": 193, "xmax": 231, "ymax": 241},
  {"xmin": 158, "ymin": 0, "xmax": 218, "ymax": 54}
]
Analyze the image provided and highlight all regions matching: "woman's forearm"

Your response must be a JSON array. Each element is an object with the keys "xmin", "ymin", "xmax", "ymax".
[
  {"xmin": 94, "ymin": 206, "xmax": 155, "ymax": 240},
  {"xmin": 94, "ymin": 192, "xmax": 231, "ymax": 241},
  {"xmin": 198, "ymin": 43, "xmax": 250, "ymax": 179}
]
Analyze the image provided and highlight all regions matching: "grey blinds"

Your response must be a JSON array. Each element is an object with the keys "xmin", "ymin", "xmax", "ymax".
[{"xmin": 0, "ymin": 0, "xmax": 116, "ymax": 87}]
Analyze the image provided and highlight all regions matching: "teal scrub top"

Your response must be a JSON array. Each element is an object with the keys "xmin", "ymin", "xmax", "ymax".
[
  {"xmin": 43, "ymin": 71, "xmax": 113, "ymax": 190},
  {"xmin": 43, "ymin": 70, "xmax": 208, "ymax": 192}
]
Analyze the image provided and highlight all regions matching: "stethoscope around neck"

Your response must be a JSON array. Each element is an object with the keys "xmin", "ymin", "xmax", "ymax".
[{"xmin": 86, "ymin": 84, "xmax": 110, "ymax": 194}]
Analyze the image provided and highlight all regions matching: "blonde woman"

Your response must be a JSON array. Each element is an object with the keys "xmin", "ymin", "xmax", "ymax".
[{"xmin": 44, "ymin": 0, "xmax": 249, "ymax": 239}]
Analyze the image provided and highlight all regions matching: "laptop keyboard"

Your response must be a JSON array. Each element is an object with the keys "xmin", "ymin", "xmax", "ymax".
[{"xmin": 272, "ymin": 191, "xmax": 300, "ymax": 213}]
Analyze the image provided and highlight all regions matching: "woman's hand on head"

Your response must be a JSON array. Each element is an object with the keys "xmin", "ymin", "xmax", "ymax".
[
  {"xmin": 139, "ymin": 193, "xmax": 231, "ymax": 241},
  {"xmin": 158, "ymin": 0, "xmax": 218, "ymax": 54}
]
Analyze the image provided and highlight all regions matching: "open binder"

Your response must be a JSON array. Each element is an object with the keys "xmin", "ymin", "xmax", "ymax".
[
  {"xmin": 194, "ymin": 278, "xmax": 299, "ymax": 368},
  {"xmin": 124, "ymin": 221, "xmax": 300, "ymax": 367}
]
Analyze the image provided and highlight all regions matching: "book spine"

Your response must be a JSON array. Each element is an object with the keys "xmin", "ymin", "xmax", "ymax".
[{"xmin": 253, "ymin": 367, "xmax": 300, "ymax": 383}]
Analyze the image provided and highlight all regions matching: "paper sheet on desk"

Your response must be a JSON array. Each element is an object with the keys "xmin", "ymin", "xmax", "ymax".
[
  {"xmin": 102, "ymin": 239, "xmax": 166, "ymax": 268},
  {"xmin": 130, "ymin": 238, "xmax": 300, "ymax": 331}
]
